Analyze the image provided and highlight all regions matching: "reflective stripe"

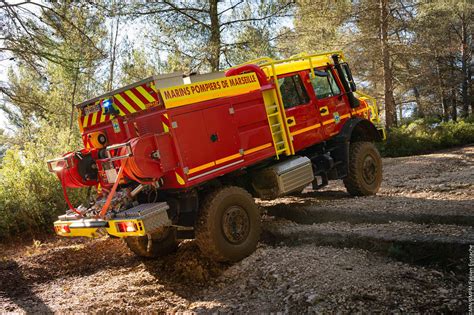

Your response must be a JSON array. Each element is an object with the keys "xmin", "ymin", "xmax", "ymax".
[
  {"xmin": 186, "ymin": 143, "xmax": 272, "ymax": 177},
  {"xmin": 291, "ymin": 123, "xmax": 321, "ymax": 136},
  {"xmin": 322, "ymin": 119, "xmax": 334, "ymax": 126},
  {"xmin": 244, "ymin": 143, "xmax": 272, "ymax": 155},
  {"xmin": 188, "ymin": 162, "xmax": 215, "ymax": 175},
  {"xmin": 216, "ymin": 153, "xmax": 241, "ymax": 165}
]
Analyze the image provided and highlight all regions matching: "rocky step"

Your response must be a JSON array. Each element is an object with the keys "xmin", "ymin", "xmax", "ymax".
[
  {"xmin": 264, "ymin": 202, "xmax": 474, "ymax": 226},
  {"xmin": 261, "ymin": 218, "xmax": 474, "ymax": 272}
]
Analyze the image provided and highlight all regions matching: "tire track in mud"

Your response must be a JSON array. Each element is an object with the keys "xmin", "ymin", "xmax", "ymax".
[
  {"xmin": 265, "ymin": 202, "xmax": 474, "ymax": 226},
  {"xmin": 260, "ymin": 217, "xmax": 472, "ymax": 271}
]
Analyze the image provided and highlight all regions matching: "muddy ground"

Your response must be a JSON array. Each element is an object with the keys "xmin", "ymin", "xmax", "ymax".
[{"xmin": 1, "ymin": 145, "xmax": 473, "ymax": 313}]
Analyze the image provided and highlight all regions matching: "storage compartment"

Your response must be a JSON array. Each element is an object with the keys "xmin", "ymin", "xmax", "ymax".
[
  {"xmin": 251, "ymin": 156, "xmax": 314, "ymax": 200},
  {"xmin": 114, "ymin": 202, "xmax": 171, "ymax": 234}
]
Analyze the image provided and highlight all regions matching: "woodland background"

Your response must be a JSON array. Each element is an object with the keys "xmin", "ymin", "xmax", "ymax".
[{"xmin": 0, "ymin": 0, "xmax": 472, "ymax": 239}]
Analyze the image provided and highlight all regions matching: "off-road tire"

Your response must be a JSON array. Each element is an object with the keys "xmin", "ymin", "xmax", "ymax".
[
  {"xmin": 343, "ymin": 141, "xmax": 382, "ymax": 196},
  {"xmin": 125, "ymin": 228, "xmax": 178, "ymax": 258},
  {"xmin": 195, "ymin": 186, "xmax": 261, "ymax": 262}
]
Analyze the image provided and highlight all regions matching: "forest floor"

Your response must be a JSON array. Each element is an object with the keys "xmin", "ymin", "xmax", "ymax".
[{"xmin": 1, "ymin": 145, "xmax": 473, "ymax": 313}]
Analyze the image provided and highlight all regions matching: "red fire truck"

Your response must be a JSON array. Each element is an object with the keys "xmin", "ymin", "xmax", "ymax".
[{"xmin": 47, "ymin": 51, "xmax": 385, "ymax": 262}]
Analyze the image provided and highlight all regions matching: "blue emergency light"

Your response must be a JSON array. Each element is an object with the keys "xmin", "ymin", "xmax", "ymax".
[{"xmin": 101, "ymin": 98, "xmax": 118, "ymax": 115}]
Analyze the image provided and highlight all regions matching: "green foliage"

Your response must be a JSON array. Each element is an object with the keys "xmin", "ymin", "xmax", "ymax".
[
  {"xmin": 0, "ymin": 123, "xmax": 87, "ymax": 240},
  {"xmin": 120, "ymin": 49, "xmax": 158, "ymax": 85},
  {"xmin": 379, "ymin": 119, "xmax": 474, "ymax": 157}
]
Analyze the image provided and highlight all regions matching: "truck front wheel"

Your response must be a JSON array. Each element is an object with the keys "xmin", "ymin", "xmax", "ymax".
[
  {"xmin": 125, "ymin": 227, "xmax": 178, "ymax": 258},
  {"xmin": 195, "ymin": 186, "xmax": 261, "ymax": 262},
  {"xmin": 343, "ymin": 141, "xmax": 382, "ymax": 196}
]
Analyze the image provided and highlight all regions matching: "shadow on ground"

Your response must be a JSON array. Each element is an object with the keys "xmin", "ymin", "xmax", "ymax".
[{"xmin": 0, "ymin": 259, "xmax": 53, "ymax": 313}]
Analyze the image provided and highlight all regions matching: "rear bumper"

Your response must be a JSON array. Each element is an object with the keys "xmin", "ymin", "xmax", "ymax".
[
  {"xmin": 54, "ymin": 218, "xmax": 148, "ymax": 238},
  {"xmin": 54, "ymin": 202, "xmax": 171, "ymax": 238}
]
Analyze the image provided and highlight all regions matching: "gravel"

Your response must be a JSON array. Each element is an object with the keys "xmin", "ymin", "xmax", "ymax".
[{"xmin": 0, "ymin": 145, "xmax": 472, "ymax": 313}]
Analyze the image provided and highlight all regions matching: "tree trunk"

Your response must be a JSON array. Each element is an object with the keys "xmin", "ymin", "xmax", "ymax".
[
  {"xmin": 379, "ymin": 0, "xmax": 396, "ymax": 128},
  {"xmin": 209, "ymin": 0, "xmax": 221, "ymax": 71},
  {"xmin": 413, "ymin": 87, "xmax": 424, "ymax": 118},
  {"xmin": 460, "ymin": 10, "xmax": 470, "ymax": 117},
  {"xmin": 68, "ymin": 66, "xmax": 80, "ymax": 135},
  {"xmin": 108, "ymin": 14, "xmax": 120, "ymax": 91},
  {"xmin": 398, "ymin": 103, "xmax": 403, "ymax": 123},
  {"xmin": 470, "ymin": 64, "xmax": 473, "ymax": 117},
  {"xmin": 451, "ymin": 87, "xmax": 457, "ymax": 121},
  {"xmin": 435, "ymin": 58, "xmax": 448, "ymax": 121}
]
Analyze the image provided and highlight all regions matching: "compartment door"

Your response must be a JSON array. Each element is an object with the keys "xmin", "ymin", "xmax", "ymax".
[
  {"xmin": 203, "ymin": 104, "xmax": 242, "ymax": 166},
  {"xmin": 172, "ymin": 111, "xmax": 215, "ymax": 172}
]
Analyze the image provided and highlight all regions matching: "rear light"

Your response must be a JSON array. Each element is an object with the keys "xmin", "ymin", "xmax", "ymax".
[
  {"xmin": 116, "ymin": 221, "xmax": 137, "ymax": 233},
  {"xmin": 56, "ymin": 224, "xmax": 71, "ymax": 233},
  {"xmin": 46, "ymin": 156, "xmax": 73, "ymax": 173}
]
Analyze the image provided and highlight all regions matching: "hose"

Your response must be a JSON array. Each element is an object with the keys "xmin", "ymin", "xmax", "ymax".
[
  {"xmin": 97, "ymin": 159, "xmax": 127, "ymax": 218},
  {"xmin": 59, "ymin": 171, "xmax": 83, "ymax": 217}
]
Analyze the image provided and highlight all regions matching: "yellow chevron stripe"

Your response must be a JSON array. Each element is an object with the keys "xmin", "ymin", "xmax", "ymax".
[
  {"xmin": 137, "ymin": 86, "xmax": 155, "ymax": 103},
  {"xmin": 149, "ymin": 83, "xmax": 158, "ymax": 94},
  {"xmin": 91, "ymin": 111, "xmax": 98, "ymax": 126},
  {"xmin": 83, "ymin": 114, "xmax": 90, "ymax": 128},
  {"xmin": 114, "ymin": 94, "xmax": 136, "ymax": 113},
  {"xmin": 100, "ymin": 110, "xmax": 106, "ymax": 123},
  {"xmin": 162, "ymin": 114, "xmax": 169, "ymax": 133},
  {"xmin": 125, "ymin": 90, "xmax": 145, "ymax": 110}
]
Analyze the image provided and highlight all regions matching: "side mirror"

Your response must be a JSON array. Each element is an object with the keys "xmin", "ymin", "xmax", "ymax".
[{"xmin": 342, "ymin": 64, "xmax": 356, "ymax": 92}]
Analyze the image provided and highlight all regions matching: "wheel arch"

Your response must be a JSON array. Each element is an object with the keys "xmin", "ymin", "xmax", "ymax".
[{"xmin": 335, "ymin": 118, "xmax": 383, "ymax": 143}]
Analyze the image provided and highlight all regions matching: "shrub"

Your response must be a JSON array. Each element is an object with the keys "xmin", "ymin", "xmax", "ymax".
[
  {"xmin": 0, "ymin": 122, "xmax": 88, "ymax": 240},
  {"xmin": 379, "ymin": 119, "xmax": 474, "ymax": 157}
]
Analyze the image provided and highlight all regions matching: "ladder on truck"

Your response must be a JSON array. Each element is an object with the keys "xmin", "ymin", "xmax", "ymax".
[{"xmin": 261, "ymin": 87, "xmax": 293, "ymax": 159}]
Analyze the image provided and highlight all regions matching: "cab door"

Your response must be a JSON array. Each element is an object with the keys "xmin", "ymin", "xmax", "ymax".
[
  {"xmin": 307, "ymin": 67, "xmax": 348, "ymax": 138},
  {"xmin": 277, "ymin": 70, "xmax": 324, "ymax": 152}
]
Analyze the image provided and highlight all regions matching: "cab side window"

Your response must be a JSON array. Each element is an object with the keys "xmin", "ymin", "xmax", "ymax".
[
  {"xmin": 277, "ymin": 74, "xmax": 309, "ymax": 109},
  {"xmin": 310, "ymin": 69, "xmax": 341, "ymax": 99}
]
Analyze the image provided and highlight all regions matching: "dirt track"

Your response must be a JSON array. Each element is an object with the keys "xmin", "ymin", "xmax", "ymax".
[{"xmin": 1, "ymin": 145, "xmax": 473, "ymax": 313}]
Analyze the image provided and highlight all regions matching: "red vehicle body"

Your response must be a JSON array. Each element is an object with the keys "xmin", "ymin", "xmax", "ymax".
[{"xmin": 48, "ymin": 51, "xmax": 385, "ymax": 262}]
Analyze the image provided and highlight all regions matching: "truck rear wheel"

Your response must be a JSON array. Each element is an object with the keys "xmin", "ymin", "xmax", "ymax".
[
  {"xmin": 343, "ymin": 141, "xmax": 382, "ymax": 196},
  {"xmin": 195, "ymin": 186, "xmax": 261, "ymax": 262},
  {"xmin": 125, "ymin": 228, "xmax": 178, "ymax": 258}
]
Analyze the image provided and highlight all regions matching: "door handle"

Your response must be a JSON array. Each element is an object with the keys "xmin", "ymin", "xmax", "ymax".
[
  {"xmin": 320, "ymin": 107, "xmax": 328, "ymax": 114},
  {"xmin": 287, "ymin": 118, "xmax": 294, "ymax": 124}
]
